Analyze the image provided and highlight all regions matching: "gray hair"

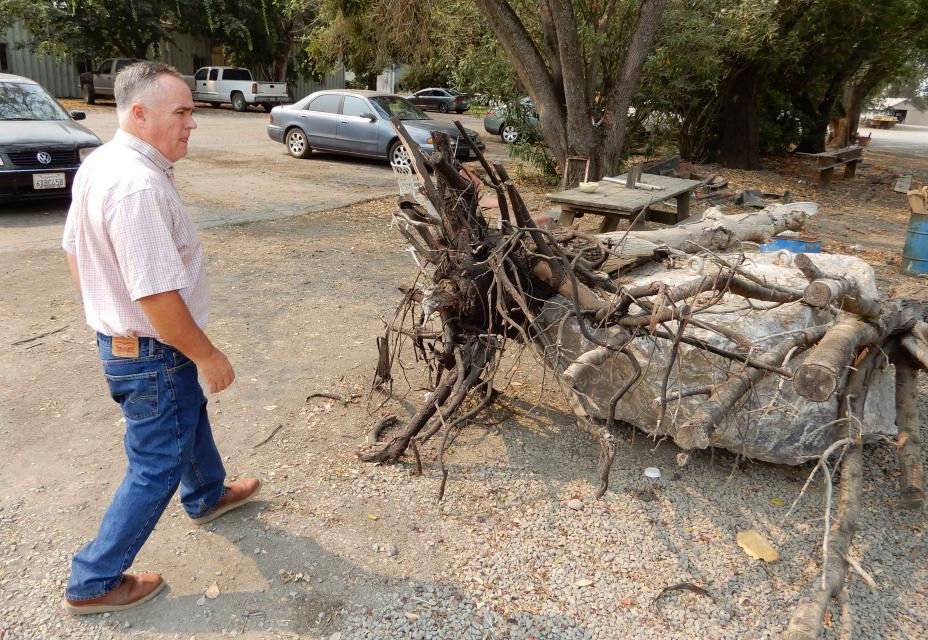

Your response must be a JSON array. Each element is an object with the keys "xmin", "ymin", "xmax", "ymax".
[{"xmin": 114, "ymin": 61, "xmax": 184, "ymax": 118}]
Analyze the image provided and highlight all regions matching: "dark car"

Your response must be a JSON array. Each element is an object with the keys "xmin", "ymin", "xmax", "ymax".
[
  {"xmin": 408, "ymin": 88, "xmax": 470, "ymax": 114},
  {"xmin": 0, "ymin": 73, "xmax": 102, "ymax": 204},
  {"xmin": 483, "ymin": 96, "xmax": 539, "ymax": 143},
  {"xmin": 266, "ymin": 90, "xmax": 484, "ymax": 166}
]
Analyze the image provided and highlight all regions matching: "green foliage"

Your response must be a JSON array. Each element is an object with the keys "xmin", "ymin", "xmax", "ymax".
[
  {"xmin": 635, "ymin": 0, "xmax": 928, "ymax": 161},
  {"xmin": 5, "ymin": 0, "xmax": 179, "ymax": 60}
]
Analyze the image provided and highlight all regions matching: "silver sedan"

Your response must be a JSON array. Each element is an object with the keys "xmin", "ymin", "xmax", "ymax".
[{"xmin": 267, "ymin": 89, "xmax": 484, "ymax": 166}]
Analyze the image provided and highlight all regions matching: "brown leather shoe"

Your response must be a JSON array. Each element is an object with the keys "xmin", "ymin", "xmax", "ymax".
[
  {"xmin": 191, "ymin": 478, "xmax": 262, "ymax": 525},
  {"xmin": 63, "ymin": 572, "xmax": 165, "ymax": 615}
]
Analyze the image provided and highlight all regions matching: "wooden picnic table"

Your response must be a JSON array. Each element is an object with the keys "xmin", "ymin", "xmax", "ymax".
[
  {"xmin": 801, "ymin": 146, "xmax": 864, "ymax": 187},
  {"xmin": 547, "ymin": 173, "xmax": 702, "ymax": 232}
]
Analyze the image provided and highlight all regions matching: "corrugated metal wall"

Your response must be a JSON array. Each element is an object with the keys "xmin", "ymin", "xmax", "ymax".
[
  {"xmin": 290, "ymin": 66, "xmax": 346, "ymax": 101},
  {"xmin": 1, "ymin": 22, "xmax": 81, "ymax": 97},
  {"xmin": 155, "ymin": 32, "xmax": 213, "ymax": 75}
]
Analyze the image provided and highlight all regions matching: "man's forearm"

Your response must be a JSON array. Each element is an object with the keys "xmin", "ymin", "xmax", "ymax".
[
  {"xmin": 137, "ymin": 290, "xmax": 215, "ymax": 361},
  {"xmin": 138, "ymin": 290, "xmax": 234, "ymax": 393},
  {"xmin": 66, "ymin": 253, "xmax": 81, "ymax": 293}
]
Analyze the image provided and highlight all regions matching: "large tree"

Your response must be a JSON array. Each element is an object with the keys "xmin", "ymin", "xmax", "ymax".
[{"xmin": 471, "ymin": 0, "xmax": 668, "ymax": 182}]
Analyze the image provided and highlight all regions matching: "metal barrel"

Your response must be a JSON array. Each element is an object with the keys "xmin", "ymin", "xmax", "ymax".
[{"xmin": 901, "ymin": 211, "xmax": 928, "ymax": 275}]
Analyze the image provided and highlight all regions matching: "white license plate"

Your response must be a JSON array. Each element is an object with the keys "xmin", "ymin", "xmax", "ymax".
[{"xmin": 32, "ymin": 173, "xmax": 66, "ymax": 190}]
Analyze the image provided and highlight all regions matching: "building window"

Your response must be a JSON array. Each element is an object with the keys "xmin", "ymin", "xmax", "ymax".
[{"xmin": 0, "ymin": 43, "xmax": 9, "ymax": 72}]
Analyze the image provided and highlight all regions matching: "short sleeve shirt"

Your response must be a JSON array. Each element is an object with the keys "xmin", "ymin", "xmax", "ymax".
[{"xmin": 62, "ymin": 129, "xmax": 209, "ymax": 338}]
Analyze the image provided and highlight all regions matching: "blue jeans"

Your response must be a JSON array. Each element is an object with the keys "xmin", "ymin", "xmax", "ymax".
[{"xmin": 66, "ymin": 334, "xmax": 227, "ymax": 600}]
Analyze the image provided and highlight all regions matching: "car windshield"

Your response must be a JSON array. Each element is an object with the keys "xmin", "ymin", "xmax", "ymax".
[
  {"xmin": 0, "ymin": 82, "xmax": 70, "ymax": 121},
  {"xmin": 369, "ymin": 96, "xmax": 429, "ymax": 121}
]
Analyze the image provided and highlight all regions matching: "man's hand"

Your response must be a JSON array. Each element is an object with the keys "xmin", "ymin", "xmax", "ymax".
[
  {"xmin": 196, "ymin": 345, "xmax": 235, "ymax": 393},
  {"xmin": 138, "ymin": 290, "xmax": 235, "ymax": 394}
]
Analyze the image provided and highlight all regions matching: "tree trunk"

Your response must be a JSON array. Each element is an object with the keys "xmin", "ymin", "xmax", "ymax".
[
  {"xmin": 829, "ymin": 67, "xmax": 881, "ymax": 148},
  {"xmin": 366, "ymin": 72, "xmax": 377, "ymax": 90},
  {"xmin": 473, "ymin": 0, "xmax": 666, "ymax": 182},
  {"xmin": 718, "ymin": 63, "xmax": 761, "ymax": 169},
  {"xmin": 600, "ymin": 0, "xmax": 669, "ymax": 177}
]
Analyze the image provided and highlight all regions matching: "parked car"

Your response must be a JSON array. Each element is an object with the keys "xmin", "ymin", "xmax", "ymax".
[
  {"xmin": 483, "ymin": 96, "xmax": 539, "ymax": 143},
  {"xmin": 408, "ymin": 88, "xmax": 470, "ymax": 114},
  {"xmin": 0, "ymin": 73, "xmax": 102, "ymax": 203},
  {"xmin": 184, "ymin": 66, "xmax": 288, "ymax": 112},
  {"xmin": 79, "ymin": 58, "xmax": 143, "ymax": 104},
  {"xmin": 266, "ymin": 90, "xmax": 485, "ymax": 166}
]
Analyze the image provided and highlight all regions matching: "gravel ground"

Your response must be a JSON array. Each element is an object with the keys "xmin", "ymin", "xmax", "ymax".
[{"xmin": 2, "ymin": 171, "xmax": 928, "ymax": 638}]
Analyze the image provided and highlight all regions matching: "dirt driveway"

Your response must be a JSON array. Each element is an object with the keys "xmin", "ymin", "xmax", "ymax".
[{"xmin": 1, "ymin": 113, "xmax": 926, "ymax": 639}]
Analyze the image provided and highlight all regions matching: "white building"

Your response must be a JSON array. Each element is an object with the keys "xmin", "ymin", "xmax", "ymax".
[{"xmin": 866, "ymin": 97, "xmax": 928, "ymax": 126}]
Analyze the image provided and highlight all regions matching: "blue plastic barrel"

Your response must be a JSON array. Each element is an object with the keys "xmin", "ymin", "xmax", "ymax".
[{"xmin": 901, "ymin": 212, "xmax": 928, "ymax": 275}]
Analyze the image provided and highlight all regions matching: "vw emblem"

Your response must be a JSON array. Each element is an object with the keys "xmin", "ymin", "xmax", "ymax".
[{"xmin": 36, "ymin": 152, "xmax": 52, "ymax": 165}]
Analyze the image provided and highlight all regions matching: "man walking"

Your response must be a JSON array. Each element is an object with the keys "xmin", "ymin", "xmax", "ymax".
[{"xmin": 61, "ymin": 61, "xmax": 260, "ymax": 614}]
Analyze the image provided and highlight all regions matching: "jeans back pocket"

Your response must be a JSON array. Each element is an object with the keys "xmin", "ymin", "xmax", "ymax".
[{"xmin": 104, "ymin": 370, "xmax": 160, "ymax": 421}]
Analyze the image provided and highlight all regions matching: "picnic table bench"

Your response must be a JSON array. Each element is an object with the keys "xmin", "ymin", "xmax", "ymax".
[
  {"xmin": 547, "ymin": 173, "xmax": 702, "ymax": 232},
  {"xmin": 801, "ymin": 146, "xmax": 864, "ymax": 187}
]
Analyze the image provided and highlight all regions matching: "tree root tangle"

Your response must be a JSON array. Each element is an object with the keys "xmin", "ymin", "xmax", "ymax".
[{"xmin": 356, "ymin": 119, "xmax": 927, "ymax": 640}]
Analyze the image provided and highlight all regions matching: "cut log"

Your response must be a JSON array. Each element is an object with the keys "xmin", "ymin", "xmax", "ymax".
[
  {"xmin": 676, "ymin": 325, "xmax": 827, "ymax": 450},
  {"xmin": 793, "ymin": 316, "xmax": 879, "ymax": 402},
  {"xmin": 794, "ymin": 301, "xmax": 926, "ymax": 402},
  {"xmin": 597, "ymin": 205, "xmax": 812, "ymax": 272},
  {"xmin": 900, "ymin": 326, "xmax": 928, "ymax": 370},
  {"xmin": 894, "ymin": 351, "xmax": 925, "ymax": 509},
  {"xmin": 785, "ymin": 348, "xmax": 881, "ymax": 640},
  {"xmin": 794, "ymin": 253, "xmax": 881, "ymax": 319}
]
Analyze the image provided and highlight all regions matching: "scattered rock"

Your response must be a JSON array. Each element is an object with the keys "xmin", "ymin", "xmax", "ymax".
[{"xmin": 566, "ymin": 499, "xmax": 584, "ymax": 510}]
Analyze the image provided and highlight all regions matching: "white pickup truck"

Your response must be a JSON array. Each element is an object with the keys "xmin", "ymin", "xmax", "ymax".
[{"xmin": 186, "ymin": 67, "xmax": 289, "ymax": 112}]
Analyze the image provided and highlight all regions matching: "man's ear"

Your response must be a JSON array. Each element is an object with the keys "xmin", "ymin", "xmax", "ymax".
[{"xmin": 131, "ymin": 102, "xmax": 145, "ymax": 123}]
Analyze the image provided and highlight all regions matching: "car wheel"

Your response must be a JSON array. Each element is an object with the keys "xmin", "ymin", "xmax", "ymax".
[
  {"xmin": 210, "ymin": 102, "xmax": 221, "ymax": 108},
  {"xmin": 81, "ymin": 84, "xmax": 95, "ymax": 105},
  {"xmin": 231, "ymin": 92, "xmax": 247, "ymax": 112},
  {"xmin": 438, "ymin": 102, "xmax": 449, "ymax": 114},
  {"xmin": 286, "ymin": 128, "xmax": 312, "ymax": 159},
  {"xmin": 501, "ymin": 124, "xmax": 520, "ymax": 144},
  {"xmin": 262, "ymin": 102, "xmax": 273, "ymax": 113},
  {"xmin": 389, "ymin": 140, "xmax": 411, "ymax": 168}
]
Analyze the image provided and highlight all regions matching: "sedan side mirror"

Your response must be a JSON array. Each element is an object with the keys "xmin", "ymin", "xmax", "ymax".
[
  {"xmin": 360, "ymin": 112, "xmax": 377, "ymax": 122},
  {"xmin": 70, "ymin": 110, "xmax": 87, "ymax": 121}
]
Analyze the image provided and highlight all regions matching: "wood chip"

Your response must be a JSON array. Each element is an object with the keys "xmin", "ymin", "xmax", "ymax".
[{"xmin": 736, "ymin": 529, "xmax": 779, "ymax": 563}]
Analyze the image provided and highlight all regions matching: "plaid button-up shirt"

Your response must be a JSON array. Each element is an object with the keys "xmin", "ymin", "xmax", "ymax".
[{"xmin": 62, "ymin": 129, "xmax": 209, "ymax": 339}]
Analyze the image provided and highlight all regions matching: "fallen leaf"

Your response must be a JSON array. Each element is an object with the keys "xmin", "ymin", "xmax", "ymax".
[
  {"xmin": 574, "ymin": 579, "xmax": 594, "ymax": 587},
  {"xmin": 621, "ymin": 597, "xmax": 634, "ymax": 606},
  {"xmin": 367, "ymin": 513, "xmax": 379, "ymax": 521},
  {"xmin": 736, "ymin": 529, "xmax": 779, "ymax": 563},
  {"xmin": 771, "ymin": 497, "xmax": 785, "ymax": 507},
  {"xmin": 205, "ymin": 582, "xmax": 220, "ymax": 599}
]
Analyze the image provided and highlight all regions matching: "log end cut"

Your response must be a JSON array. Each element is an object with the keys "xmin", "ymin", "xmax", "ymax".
[{"xmin": 793, "ymin": 363, "xmax": 838, "ymax": 402}]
